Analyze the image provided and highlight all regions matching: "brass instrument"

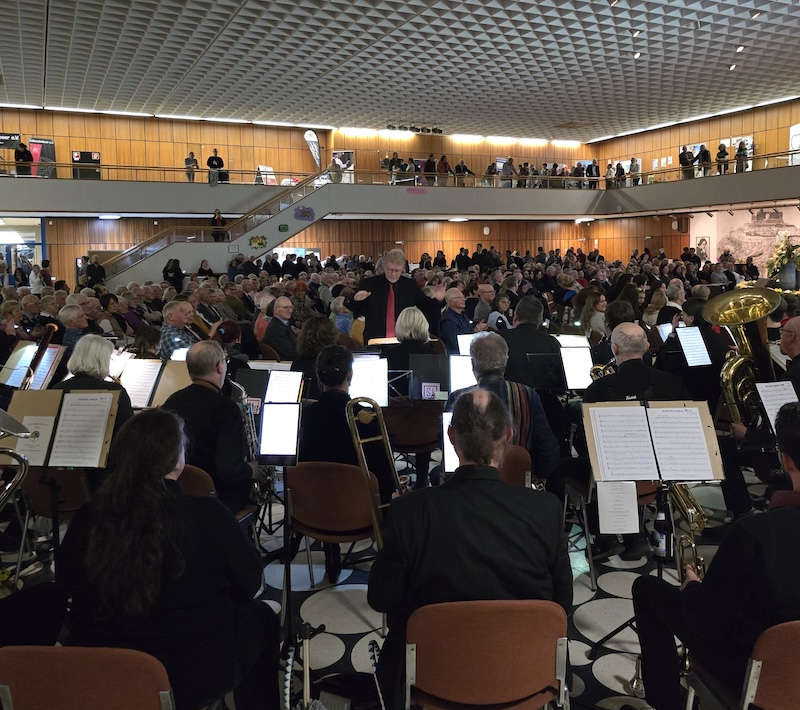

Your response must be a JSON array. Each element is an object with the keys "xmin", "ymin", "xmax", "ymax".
[
  {"xmin": 229, "ymin": 378, "xmax": 259, "ymax": 461},
  {"xmin": 703, "ymin": 286, "xmax": 781, "ymax": 426},
  {"xmin": 669, "ymin": 483, "xmax": 708, "ymax": 535},
  {"xmin": 676, "ymin": 533, "xmax": 706, "ymax": 584},
  {"xmin": 20, "ymin": 323, "xmax": 58, "ymax": 390},
  {"xmin": 629, "ymin": 655, "xmax": 645, "ymax": 699},
  {"xmin": 346, "ymin": 396, "xmax": 409, "ymax": 499},
  {"xmin": 590, "ymin": 358, "xmax": 616, "ymax": 380}
]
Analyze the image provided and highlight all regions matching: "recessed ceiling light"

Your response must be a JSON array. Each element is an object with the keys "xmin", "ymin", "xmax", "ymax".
[
  {"xmin": 750, "ymin": 9, "xmax": 762, "ymax": 19},
  {"xmin": 98, "ymin": 214, "xmax": 121, "ymax": 220},
  {"xmin": 633, "ymin": 51, "xmax": 641, "ymax": 59},
  {"xmin": 736, "ymin": 45, "xmax": 745, "ymax": 52},
  {"xmin": 631, "ymin": 29, "xmax": 641, "ymax": 37},
  {"xmin": 729, "ymin": 64, "xmax": 737, "ymax": 71},
  {"xmin": 451, "ymin": 134, "xmax": 485, "ymax": 143},
  {"xmin": 609, "ymin": 0, "xmax": 619, "ymax": 6},
  {"xmin": 448, "ymin": 217, "xmax": 468, "ymax": 222},
  {"xmin": 0, "ymin": 219, "xmax": 5, "ymax": 226}
]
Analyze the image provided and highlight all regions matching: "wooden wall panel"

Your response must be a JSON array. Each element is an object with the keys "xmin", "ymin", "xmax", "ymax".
[
  {"xmin": 282, "ymin": 217, "xmax": 688, "ymax": 266},
  {"xmin": 0, "ymin": 109, "xmax": 326, "ymax": 182}
]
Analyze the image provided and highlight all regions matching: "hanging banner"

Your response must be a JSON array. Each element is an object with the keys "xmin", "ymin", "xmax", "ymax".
[
  {"xmin": 0, "ymin": 133, "xmax": 20, "ymax": 150},
  {"xmin": 30, "ymin": 137, "xmax": 56, "ymax": 178},
  {"xmin": 304, "ymin": 130, "xmax": 321, "ymax": 170}
]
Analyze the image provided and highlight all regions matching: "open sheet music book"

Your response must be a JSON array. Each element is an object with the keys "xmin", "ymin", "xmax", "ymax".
[{"xmin": 582, "ymin": 400, "xmax": 723, "ymax": 482}]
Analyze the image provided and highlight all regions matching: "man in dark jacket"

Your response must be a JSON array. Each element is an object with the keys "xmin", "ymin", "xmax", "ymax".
[
  {"xmin": 633, "ymin": 401, "xmax": 800, "ymax": 710},
  {"xmin": 14, "ymin": 142, "xmax": 33, "ymax": 176},
  {"xmin": 369, "ymin": 388, "xmax": 572, "ymax": 708},
  {"xmin": 163, "ymin": 341, "xmax": 253, "ymax": 512},
  {"xmin": 262, "ymin": 297, "xmax": 297, "ymax": 360},
  {"xmin": 351, "ymin": 249, "xmax": 444, "ymax": 343},
  {"xmin": 501, "ymin": 296, "xmax": 560, "ymax": 384}
]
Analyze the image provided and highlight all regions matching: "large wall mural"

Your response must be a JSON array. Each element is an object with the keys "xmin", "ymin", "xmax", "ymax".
[{"xmin": 715, "ymin": 208, "xmax": 799, "ymax": 274}]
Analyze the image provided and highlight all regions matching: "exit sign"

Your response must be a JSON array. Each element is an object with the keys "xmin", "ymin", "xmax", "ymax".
[{"xmin": 278, "ymin": 224, "xmax": 289, "ymax": 232}]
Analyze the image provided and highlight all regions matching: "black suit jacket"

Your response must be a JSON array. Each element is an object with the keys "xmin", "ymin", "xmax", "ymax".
[
  {"xmin": 57, "ymin": 479, "xmax": 264, "ymax": 710},
  {"xmin": 583, "ymin": 358, "xmax": 690, "ymax": 403},
  {"xmin": 162, "ymin": 382, "xmax": 252, "ymax": 512},
  {"xmin": 369, "ymin": 464, "xmax": 572, "ymax": 706},
  {"xmin": 262, "ymin": 318, "xmax": 297, "ymax": 360},
  {"xmin": 351, "ymin": 275, "xmax": 440, "ymax": 342},
  {"xmin": 501, "ymin": 324, "xmax": 560, "ymax": 384}
]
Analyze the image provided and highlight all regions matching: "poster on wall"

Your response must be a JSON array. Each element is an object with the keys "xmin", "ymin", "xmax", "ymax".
[
  {"xmin": 692, "ymin": 235, "xmax": 711, "ymax": 264},
  {"xmin": 30, "ymin": 137, "xmax": 55, "ymax": 178},
  {"xmin": 333, "ymin": 150, "xmax": 354, "ymax": 183},
  {"xmin": 791, "ymin": 124, "xmax": 800, "ymax": 166},
  {"xmin": 72, "ymin": 151, "xmax": 101, "ymax": 180},
  {"xmin": 0, "ymin": 133, "xmax": 20, "ymax": 150},
  {"xmin": 717, "ymin": 208, "xmax": 798, "ymax": 274},
  {"xmin": 254, "ymin": 165, "xmax": 277, "ymax": 185}
]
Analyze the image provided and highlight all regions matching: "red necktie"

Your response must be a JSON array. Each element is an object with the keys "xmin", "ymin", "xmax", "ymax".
[{"xmin": 386, "ymin": 283, "xmax": 396, "ymax": 338}]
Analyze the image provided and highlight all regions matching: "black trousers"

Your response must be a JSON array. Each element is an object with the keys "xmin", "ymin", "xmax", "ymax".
[
  {"xmin": 233, "ymin": 600, "xmax": 281, "ymax": 710},
  {"xmin": 632, "ymin": 576, "xmax": 746, "ymax": 710}
]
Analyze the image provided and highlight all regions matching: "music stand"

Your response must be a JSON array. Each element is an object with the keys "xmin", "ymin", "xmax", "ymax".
[{"xmin": 524, "ymin": 353, "xmax": 568, "ymax": 391}]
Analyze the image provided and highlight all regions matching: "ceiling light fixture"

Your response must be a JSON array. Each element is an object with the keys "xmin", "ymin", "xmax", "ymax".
[
  {"xmin": 451, "ymin": 134, "xmax": 485, "ymax": 143},
  {"xmin": 155, "ymin": 114, "xmax": 205, "ymax": 121},
  {"xmin": 44, "ymin": 106, "xmax": 97, "ymax": 113},
  {"xmin": 378, "ymin": 129, "xmax": 414, "ymax": 139},
  {"xmin": 448, "ymin": 217, "xmax": 468, "ymax": 222},
  {"xmin": 706, "ymin": 212, "xmax": 714, "ymax": 218},
  {"xmin": 398, "ymin": 125, "xmax": 409, "ymax": 131},
  {"xmin": 386, "ymin": 124, "xmax": 396, "ymax": 130},
  {"xmin": 750, "ymin": 9, "xmax": 762, "ymax": 19},
  {"xmin": 338, "ymin": 126, "xmax": 378, "ymax": 137},
  {"xmin": 728, "ymin": 210, "xmax": 734, "ymax": 215},
  {"xmin": 631, "ymin": 29, "xmax": 641, "ymax": 37},
  {"xmin": 297, "ymin": 124, "xmax": 336, "ymax": 130},
  {"xmin": 736, "ymin": 45, "xmax": 745, "ymax": 53},
  {"xmin": 253, "ymin": 120, "xmax": 294, "ymax": 126},
  {"xmin": 204, "ymin": 117, "xmax": 249, "ymax": 124},
  {"xmin": 100, "ymin": 110, "xmax": 153, "ymax": 117},
  {"xmin": 633, "ymin": 51, "xmax": 641, "ymax": 59},
  {"xmin": 486, "ymin": 136, "xmax": 517, "ymax": 145},
  {"xmin": 551, "ymin": 139, "xmax": 581, "ymax": 148},
  {"xmin": 729, "ymin": 64, "xmax": 736, "ymax": 71},
  {"xmin": 421, "ymin": 127, "xmax": 431, "ymax": 134},
  {"xmin": 432, "ymin": 128, "xmax": 443, "ymax": 134},
  {"xmin": 518, "ymin": 137, "xmax": 549, "ymax": 146},
  {"xmin": 98, "ymin": 214, "xmax": 121, "ymax": 220},
  {"xmin": 0, "ymin": 232, "xmax": 23, "ymax": 245},
  {"xmin": 0, "ymin": 103, "xmax": 44, "ymax": 110},
  {"xmin": 609, "ymin": 0, "xmax": 619, "ymax": 6}
]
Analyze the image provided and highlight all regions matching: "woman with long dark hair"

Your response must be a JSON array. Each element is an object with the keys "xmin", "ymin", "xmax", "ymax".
[{"xmin": 57, "ymin": 409, "xmax": 279, "ymax": 710}]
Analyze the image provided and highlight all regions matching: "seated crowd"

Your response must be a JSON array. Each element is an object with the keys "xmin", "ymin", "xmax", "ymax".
[{"xmin": 0, "ymin": 237, "xmax": 799, "ymax": 710}]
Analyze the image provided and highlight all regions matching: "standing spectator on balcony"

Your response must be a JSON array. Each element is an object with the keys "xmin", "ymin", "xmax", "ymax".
[
  {"xmin": 500, "ymin": 157, "xmax": 517, "ymax": 188},
  {"xmin": 697, "ymin": 144, "xmax": 712, "ymax": 177},
  {"xmin": 86, "ymin": 255, "xmax": 106, "ymax": 288},
  {"xmin": 586, "ymin": 159, "xmax": 600, "ymax": 189},
  {"xmin": 484, "ymin": 161, "xmax": 498, "ymax": 187},
  {"xmin": 679, "ymin": 145, "xmax": 695, "ymax": 179},
  {"xmin": 210, "ymin": 209, "xmax": 227, "ymax": 242},
  {"xmin": 629, "ymin": 157, "xmax": 641, "ymax": 186},
  {"xmin": 14, "ymin": 142, "xmax": 33, "ymax": 177},
  {"xmin": 716, "ymin": 144, "xmax": 729, "ymax": 174},
  {"xmin": 605, "ymin": 163, "xmax": 615, "ymax": 189},
  {"xmin": 453, "ymin": 159, "xmax": 474, "ymax": 187},
  {"xmin": 184, "ymin": 151, "xmax": 199, "ymax": 182},
  {"xmin": 436, "ymin": 155, "xmax": 453, "ymax": 187},
  {"xmin": 735, "ymin": 141, "xmax": 748, "ymax": 173},
  {"xmin": 206, "ymin": 148, "xmax": 224, "ymax": 186},
  {"xmin": 571, "ymin": 162, "xmax": 585, "ymax": 188},
  {"xmin": 615, "ymin": 161, "xmax": 626, "ymax": 188},
  {"xmin": 327, "ymin": 157, "xmax": 342, "ymax": 183},
  {"xmin": 423, "ymin": 154, "xmax": 436, "ymax": 186},
  {"xmin": 518, "ymin": 162, "xmax": 531, "ymax": 188}
]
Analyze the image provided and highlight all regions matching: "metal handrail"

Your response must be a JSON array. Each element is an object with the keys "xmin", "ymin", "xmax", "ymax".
[{"xmin": 102, "ymin": 170, "xmax": 328, "ymax": 278}]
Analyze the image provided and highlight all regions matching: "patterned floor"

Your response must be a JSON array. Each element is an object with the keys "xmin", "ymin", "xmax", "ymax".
[{"xmin": 255, "ymin": 469, "xmax": 766, "ymax": 709}]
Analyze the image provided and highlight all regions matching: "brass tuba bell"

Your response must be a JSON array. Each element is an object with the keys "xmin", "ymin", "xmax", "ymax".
[{"xmin": 702, "ymin": 286, "xmax": 781, "ymax": 425}]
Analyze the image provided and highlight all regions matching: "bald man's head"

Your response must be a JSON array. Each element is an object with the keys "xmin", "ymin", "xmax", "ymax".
[
  {"xmin": 611, "ymin": 322, "xmax": 650, "ymax": 364},
  {"xmin": 781, "ymin": 316, "xmax": 800, "ymax": 359},
  {"xmin": 448, "ymin": 389, "xmax": 512, "ymax": 468},
  {"xmin": 186, "ymin": 340, "xmax": 226, "ymax": 385}
]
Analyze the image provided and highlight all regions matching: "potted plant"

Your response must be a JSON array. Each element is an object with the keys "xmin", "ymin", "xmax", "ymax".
[{"xmin": 766, "ymin": 231, "xmax": 800, "ymax": 289}]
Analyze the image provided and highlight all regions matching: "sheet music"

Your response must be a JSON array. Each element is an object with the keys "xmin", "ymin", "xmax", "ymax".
[
  {"xmin": 756, "ymin": 381, "xmax": 799, "ymax": 433},
  {"xmin": 646, "ymin": 407, "xmax": 713, "ymax": 481},
  {"xmin": 0, "ymin": 344, "xmax": 37, "ymax": 388},
  {"xmin": 554, "ymin": 334, "xmax": 590, "ymax": 348},
  {"xmin": 49, "ymin": 393, "xmax": 113, "ymax": 468},
  {"xmin": 657, "ymin": 323, "xmax": 673, "ymax": 342},
  {"xmin": 449, "ymin": 355, "xmax": 477, "ymax": 393},
  {"xmin": 109, "ymin": 350, "xmax": 135, "ymax": 379},
  {"xmin": 15, "ymin": 415, "xmax": 55, "ymax": 467},
  {"xmin": 119, "ymin": 359, "xmax": 163, "ymax": 408},
  {"xmin": 596, "ymin": 481, "xmax": 640, "ymax": 534},
  {"xmin": 248, "ymin": 360, "xmax": 293, "ymax": 371},
  {"xmin": 457, "ymin": 333, "xmax": 479, "ymax": 356},
  {"xmin": 589, "ymin": 406, "xmax": 659, "ymax": 480},
  {"xmin": 676, "ymin": 326, "xmax": 712, "ymax": 367},
  {"xmin": 350, "ymin": 357, "xmax": 389, "ymax": 406},
  {"xmin": 442, "ymin": 412, "xmax": 459, "ymax": 473},
  {"xmin": 265, "ymin": 370, "xmax": 303, "ymax": 403},
  {"xmin": 29, "ymin": 346, "xmax": 64, "ymax": 390},
  {"xmin": 170, "ymin": 347, "xmax": 189, "ymax": 361},
  {"xmin": 259, "ymin": 403, "xmax": 300, "ymax": 456}
]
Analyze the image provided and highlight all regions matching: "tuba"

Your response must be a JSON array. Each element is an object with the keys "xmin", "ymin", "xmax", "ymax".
[{"xmin": 703, "ymin": 286, "xmax": 781, "ymax": 426}]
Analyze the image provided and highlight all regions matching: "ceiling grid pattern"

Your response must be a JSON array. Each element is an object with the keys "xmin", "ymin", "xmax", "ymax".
[{"xmin": 1, "ymin": 0, "xmax": 799, "ymax": 139}]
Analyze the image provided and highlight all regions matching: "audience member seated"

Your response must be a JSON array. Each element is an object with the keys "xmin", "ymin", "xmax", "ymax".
[
  {"xmin": 447, "ymin": 333, "xmax": 560, "ymax": 485},
  {"xmin": 57, "ymin": 304, "xmax": 90, "ymax": 354},
  {"xmin": 57, "ymin": 409, "xmax": 279, "ymax": 710},
  {"xmin": 632, "ymin": 401, "xmax": 800, "ymax": 710},
  {"xmin": 163, "ymin": 341, "xmax": 254, "ymax": 513},
  {"xmin": 291, "ymin": 315, "xmax": 339, "ymax": 400},
  {"xmin": 52, "ymin": 334, "xmax": 133, "ymax": 439},
  {"xmin": 159, "ymin": 301, "xmax": 201, "ymax": 360},
  {"xmin": 212, "ymin": 320, "xmax": 249, "ymax": 380},
  {"xmin": 368, "ymin": 389, "xmax": 572, "ymax": 707},
  {"xmin": 439, "ymin": 287, "xmax": 487, "ymax": 354},
  {"xmin": 263, "ymin": 296, "xmax": 297, "ymax": 360}
]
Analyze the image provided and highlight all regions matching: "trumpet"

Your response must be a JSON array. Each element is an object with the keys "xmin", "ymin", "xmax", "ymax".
[{"xmin": 590, "ymin": 358, "xmax": 616, "ymax": 380}]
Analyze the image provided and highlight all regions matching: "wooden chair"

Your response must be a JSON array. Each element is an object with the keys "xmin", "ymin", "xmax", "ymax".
[
  {"xmin": 686, "ymin": 621, "xmax": 800, "ymax": 710},
  {"xmin": 0, "ymin": 646, "xmax": 175, "ymax": 709},
  {"xmin": 382, "ymin": 398, "xmax": 443, "ymax": 483},
  {"xmin": 404, "ymin": 600, "xmax": 569, "ymax": 709},
  {"xmin": 177, "ymin": 465, "xmax": 258, "ymax": 530},
  {"xmin": 499, "ymin": 445, "xmax": 534, "ymax": 488},
  {"xmin": 259, "ymin": 343, "xmax": 281, "ymax": 360}
]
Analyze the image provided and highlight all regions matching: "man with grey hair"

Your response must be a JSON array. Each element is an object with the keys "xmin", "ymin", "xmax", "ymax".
[
  {"xmin": 163, "ymin": 340, "xmax": 253, "ymax": 513},
  {"xmin": 665, "ymin": 278, "xmax": 685, "ymax": 308},
  {"xmin": 352, "ymin": 248, "xmax": 446, "ymax": 342},
  {"xmin": 446, "ymin": 333, "xmax": 560, "ymax": 484},
  {"xmin": 439, "ymin": 286, "xmax": 488, "ymax": 354},
  {"xmin": 369, "ymin": 388, "xmax": 572, "ymax": 707}
]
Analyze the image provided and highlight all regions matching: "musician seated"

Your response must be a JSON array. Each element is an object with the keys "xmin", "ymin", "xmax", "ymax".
[
  {"xmin": 262, "ymin": 296, "xmax": 297, "ymax": 360},
  {"xmin": 57, "ymin": 304, "xmax": 90, "ymax": 354},
  {"xmin": 500, "ymin": 295, "xmax": 560, "ymax": 384},
  {"xmin": 632, "ymin": 401, "xmax": 800, "ymax": 710},
  {"xmin": 291, "ymin": 316, "xmax": 339, "ymax": 401},
  {"xmin": 382, "ymin": 307, "xmax": 437, "ymax": 396},
  {"xmin": 57, "ymin": 409, "xmax": 280, "ymax": 710},
  {"xmin": 52, "ymin": 335, "xmax": 134, "ymax": 439},
  {"xmin": 446, "ymin": 332, "xmax": 560, "ymax": 485},
  {"xmin": 163, "ymin": 340, "xmax": 254, "ymax": 513},
  {"xmin": 368, "ymin": 389, "xmax": 572, "ymax": 708},
  {"xmin": 158, "ymin": 301, "xmax": 200, "ymax": 360},
  {"xmin": 212, "ymin": 320, "xmax": 249, "ymax": 381}
]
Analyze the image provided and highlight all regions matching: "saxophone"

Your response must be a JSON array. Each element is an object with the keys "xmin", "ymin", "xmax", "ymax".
[{"xmin": 229, "ymin": 378, "xmax": 259, "ymax": 461}]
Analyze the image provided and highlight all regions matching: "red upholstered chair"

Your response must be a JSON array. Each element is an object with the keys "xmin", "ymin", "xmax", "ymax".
[
  {"xmin": 0, "ymin": 646, "xmax": 175, "ymax": 709},
  {"xmin": 404, "ymin": 600, "xmax": 569, "ymax": 709}
]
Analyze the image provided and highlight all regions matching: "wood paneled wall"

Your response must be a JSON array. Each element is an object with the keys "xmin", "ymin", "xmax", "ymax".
[
  {"xmin": 331, "ymin": 131, "xmax": 584, "ymax": 174},
  {"xmin": 45, "ymin": 217, "xmax": 194, "ymax": 282},
  {"xmin": 283, "ymin": 217, "xmax": 688, "ymax": 265},
  {"xmin": 0, "ymin": 109, "xmax": 324, "ymax": 181},
  {"xmin": 592, "ymin": 98, "xmax": 800, "ymax": 173}
]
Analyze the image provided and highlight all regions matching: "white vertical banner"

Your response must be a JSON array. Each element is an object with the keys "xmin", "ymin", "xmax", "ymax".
[
  {"xmin": 790, "ymin": 124, "xmax": 800, "ymax": 166},
  {"xmin": 304, "ymin": 130, "xmax": 321, "ymax": 170}
]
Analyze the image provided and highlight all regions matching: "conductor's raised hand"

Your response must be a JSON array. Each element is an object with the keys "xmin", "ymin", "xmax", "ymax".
[{"xmin": 354, "ymin": 290, "xmax": 371, "ymax": 302}]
